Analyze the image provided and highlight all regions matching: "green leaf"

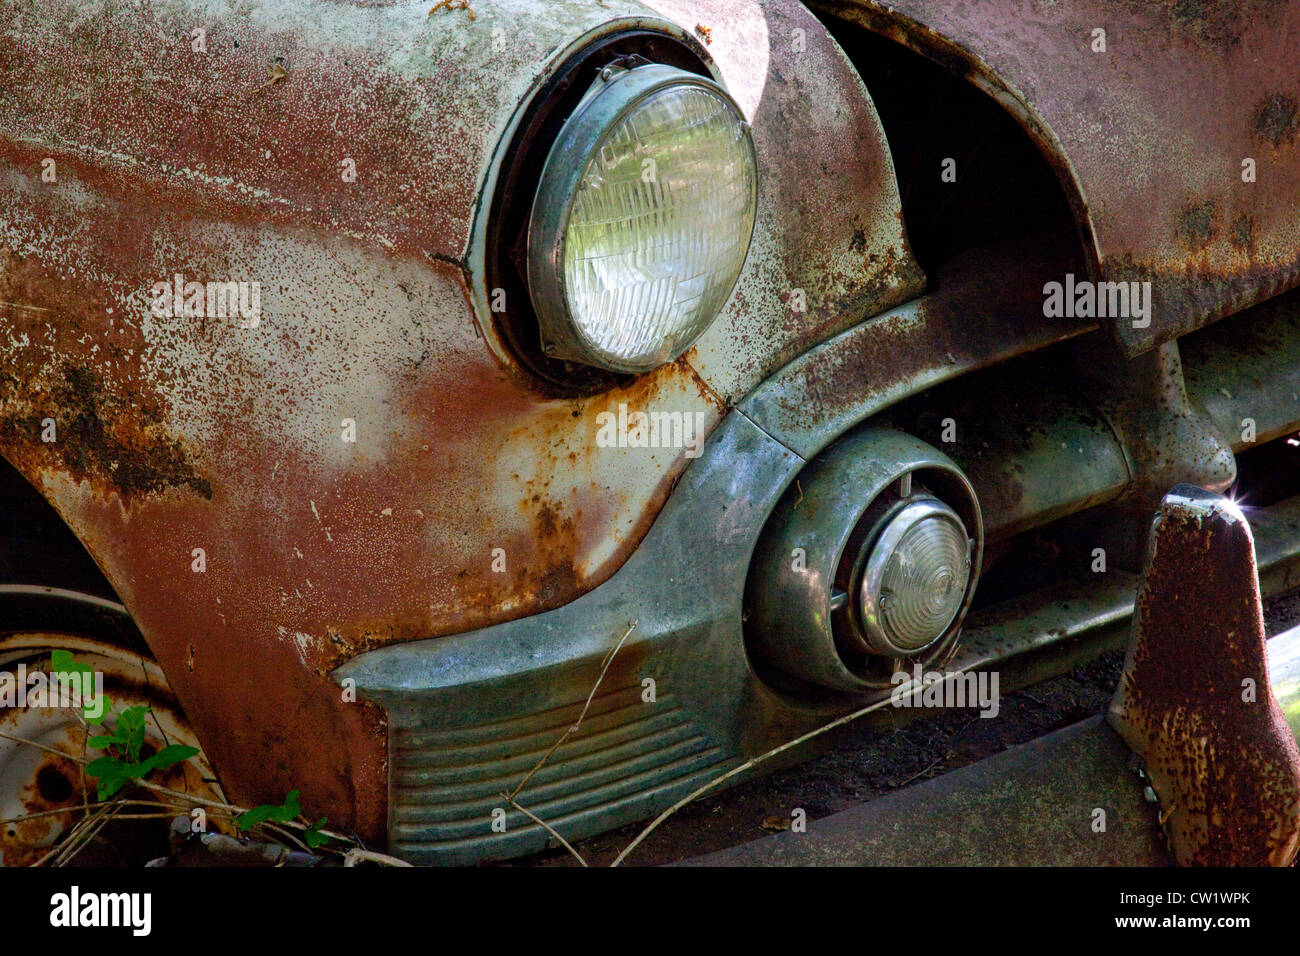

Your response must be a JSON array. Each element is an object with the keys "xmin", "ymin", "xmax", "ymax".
[
  {"xmin": 85, "ymin": 755, "xmax": 122, "ymax": 776},
  {"xmin": 303, "ymin": 818, "xmax": 330, "ymax": 849},
  {"xmin": 86, "ymin": 755, "xmax": 129, "ymax": 799},
  {"xmin": 236, "ymin": 790, "xmax": 302, "ymax": 830},
  {"xmin": 49, "ymin": 650, "xmax": 112, "ymax": 722},
  {"xmin": 142, "ymin": 745, "xmax": 198, "ymax": 773},
  {"xmin": 50, "ymin": 649, "xmax": 91, "ymax": 677},
  {"xmin": 109, "ymin": 706, "xmax": 150, "ymax": 763},
  {"xmin": 236, "ymin": 805, "xmax": 276, "ymax": 829},
  {"xmin": 88, "ymin": 734, "xmax": 117, "ymax": 749}
]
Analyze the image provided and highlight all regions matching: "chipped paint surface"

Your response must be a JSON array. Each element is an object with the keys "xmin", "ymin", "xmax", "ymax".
[
  {"xmin": 741, "ymin": 231, "xmax": 1091, "ymax": 456},
  {"xmin": 816, "ymin": 0, "xmax": 1300, "ymax": 356},
  {"xmin": 0, "ymin": 0, "xmax": 916, "ymax": 839}
]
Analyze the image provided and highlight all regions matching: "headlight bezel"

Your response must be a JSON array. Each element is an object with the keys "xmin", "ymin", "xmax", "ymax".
[
  {"xmin": 481, "ymin": 32, "xmax": 738, "ymax": 391},
  {"xmin": 526, "ymin": 62, "xmax": 757, "ymax": 374}
]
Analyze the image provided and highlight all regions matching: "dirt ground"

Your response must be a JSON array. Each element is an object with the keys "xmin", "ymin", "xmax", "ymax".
[{"xmin": 506, "ymin": 585, "xmax": 1300, "ymax": 866}]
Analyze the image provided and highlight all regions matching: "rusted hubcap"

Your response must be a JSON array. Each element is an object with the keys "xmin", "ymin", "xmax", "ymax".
[{"xmin": 0, "ymin": 633, "xmax": 222, "ymax": 866}]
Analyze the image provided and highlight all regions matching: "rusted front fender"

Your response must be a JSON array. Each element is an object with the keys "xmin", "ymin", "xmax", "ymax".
[{"xmin": 0, "ymin": 0, "xmax": 917, "ymax": 840}]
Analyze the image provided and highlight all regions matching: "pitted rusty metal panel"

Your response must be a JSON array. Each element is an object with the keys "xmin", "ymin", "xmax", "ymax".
[
  {"xmin": 0, "ymin": 205, "xmax": 721, "ymax": 838},
  {"xmin": 0, "ymin": 0, "xmax": 690, "ymax": 261},
  {"xmin": 739, "ymin": 230, "xmax": 1093, "ymax": 458},
  {"xmin": 642, "ymin": 1, "xmax": 926, "ymax": 399},
  {"xmin": 815, "ymin": 0, "xmax": 1300, "ymax": 356},
  {"xmin": 1109, "ymin": 486, "xmax": 1300, "ymax": 867},
  {"xmin": 0, "ymin": 1, "xmax": 909, "ymax": 838}
]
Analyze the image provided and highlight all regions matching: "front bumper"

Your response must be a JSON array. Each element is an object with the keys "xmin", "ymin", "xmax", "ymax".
[{"xmin": 338, "ymin": 269, "xmax": 1300, "ymax": 865}]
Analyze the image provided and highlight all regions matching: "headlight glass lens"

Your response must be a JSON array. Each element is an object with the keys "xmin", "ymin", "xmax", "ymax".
[
  {"xmin": 529, "ymin": 65, "xmax": 757, "ymax": 373},
  {"xmin": 879, "ymin": 516, "xmax": 970, "ymax": 651},
  {"xmin": 861, "ymin": 500, "xmax": 971, "ymax": 654}
]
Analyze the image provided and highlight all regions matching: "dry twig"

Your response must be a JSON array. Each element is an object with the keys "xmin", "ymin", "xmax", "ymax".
[
  {"xmin": 611, "ymin": 662, "xmax": 983, "ymax": 866},
  {"xmin": 498, "ymin": 622, "xmax": 637, "ymax": 866},
  {"xmin": 504, "ymin": 797, "xmax": 587, "ymax": 867},
  {"xmin": 507, "ymin": 622, "xmax": 637, "ymax": 802},
  {"xmin": 343, "ymin": 848, "xmax": 414, "ymax": 867}
]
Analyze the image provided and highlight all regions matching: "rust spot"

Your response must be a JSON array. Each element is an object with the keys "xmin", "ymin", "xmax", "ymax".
[
  {"xmin": 1251, "ymin": 92, "xmax": 1299, "ymax": 147},
  {"xmin": 532, "ymin": 562, "xmax": 579, "ymax": 608},
  {"xmin": 428, "ymin": 0, "xmax": 475, "ymax": 21},
  {"xmin": 1143, "ymin": 0, "xmax": 1289, "ymax": 49},
  {"xmin": 1176, "ymin": 200, "xmax": 1218, "ymax": 251},
  {"xmin": 1230, "ymin": 212, "xmax": 1256, "ymax": 252},
  {"xmin": 1168, "ymin": 0, "xmax": 1241, "ymax": 44},
  {"xmin": 254, "ymin": 60, "xmax": 288, "ymax": 94},
  {"xmin": 35, "ymin": 764, "xmax": 74, "ymax": 804},
  {"xmin": 0, "ymin": 737, "xmax": 84, "ymax": 866},
  {"xmin": 0, "ymin": 365, "xmax": 211, "ymax": 502},
  {"xmin": 695, "ymin": 23, "xmax": 713, "ymax": 45}
]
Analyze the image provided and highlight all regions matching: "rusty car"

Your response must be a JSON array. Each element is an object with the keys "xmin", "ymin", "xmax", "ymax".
[{"xmin": 1, "ymin": 0, "xmax": 1299, "ymax": 867}]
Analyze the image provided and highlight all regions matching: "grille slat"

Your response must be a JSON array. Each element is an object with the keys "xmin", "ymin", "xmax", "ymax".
[
  {"xmin": 395, "ymin": 686, "xmax": 646, "ymax": 750},
  {"xmin": 394, "ymin": 713, "xmax": 695, "ymax": 794},
  {"xmin": 393, "ymin": 701, "xmax": 680, "ymax": 769},
  {"xmin": 388, "ymin": 679, "xmax": 732, "ymax": 859},
  {"xmin": 393, "ymin": 744, "xmax": 733, "ymax": 845}
]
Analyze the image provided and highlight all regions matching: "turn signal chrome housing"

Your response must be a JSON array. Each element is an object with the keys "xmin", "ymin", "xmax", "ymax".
[{"xmin": 746, "ymin": 429, "xmax": 982, "ymax": 692}]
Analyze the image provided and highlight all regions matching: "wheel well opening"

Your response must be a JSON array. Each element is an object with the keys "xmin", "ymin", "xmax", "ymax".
[
  {"xmin": 823, "ymin": 18, "xmax": 1079, "ymax": 279},
  {"xmin": 0, "ymin": 452, "xmax": 147, "ymax": 651}
]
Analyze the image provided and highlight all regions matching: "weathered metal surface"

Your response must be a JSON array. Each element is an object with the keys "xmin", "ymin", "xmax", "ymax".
[
  {"xmin": 739, "ymin": 230, "xmax": 1094, "ymax": 458},
  {"xmin": 894, "ymin": 372, "xmax": 1132, "ymax": 543},
  {"xmin": 4, "ymin": 0, "xmax": 1298, "ymax": 861},
  {"xmin": 945, "ymin": 493, "xmax": 1300, "ymax": 704},
  {"xmin": 683, "ymin": 717, "xmax": 1171, "ymax": 866},
  {"xmin": 339, "ymin": 411, "xmax": 794, "ymax": 863},
  {"xmin": 689, "ymin": 622, "xmax": 1300, "ymax": 867},
  {"xmin": 1075, "ymin": 339, "xmax": 1237, "ymax": 509},
  {"xmin": 345, "ymin": 372, "xmax": 1300, "ymax": 862},
  {"xmin": 1182, "ymin": 285, "xmax": 1300, "ymax": 452},
  {"xmin": 746, "ymin": 428, "xmax": 981, "ymax": 691},
  {"xmin": 1109, "ymin": 486, "xmax": 1300, "ymax": 867},
  {"xmin": 893, "ymin": 492, "xmax": 1300, "ymax": 724},
  {"xmin": 0, "ymin": 0, "xmax": 915, "ymax": 840},
  {"xmin": 815, "ymin": 0, "xmax": 1300, "ymax": 356}
]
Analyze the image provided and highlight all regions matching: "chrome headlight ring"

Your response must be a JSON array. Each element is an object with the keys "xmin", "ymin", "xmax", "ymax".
[{"xmin": 526, "ymin": 62, "xmax": 758, "ymax": 374}]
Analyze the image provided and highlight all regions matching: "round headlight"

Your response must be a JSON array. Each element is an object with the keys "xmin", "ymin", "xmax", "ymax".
[
  {"xmin": 527, "ymin": 63, "xmax": 758, "ymax": 373},
  {"xmin": 858, "ymin": 498, "xmax": 972, "ymax": 656}
]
